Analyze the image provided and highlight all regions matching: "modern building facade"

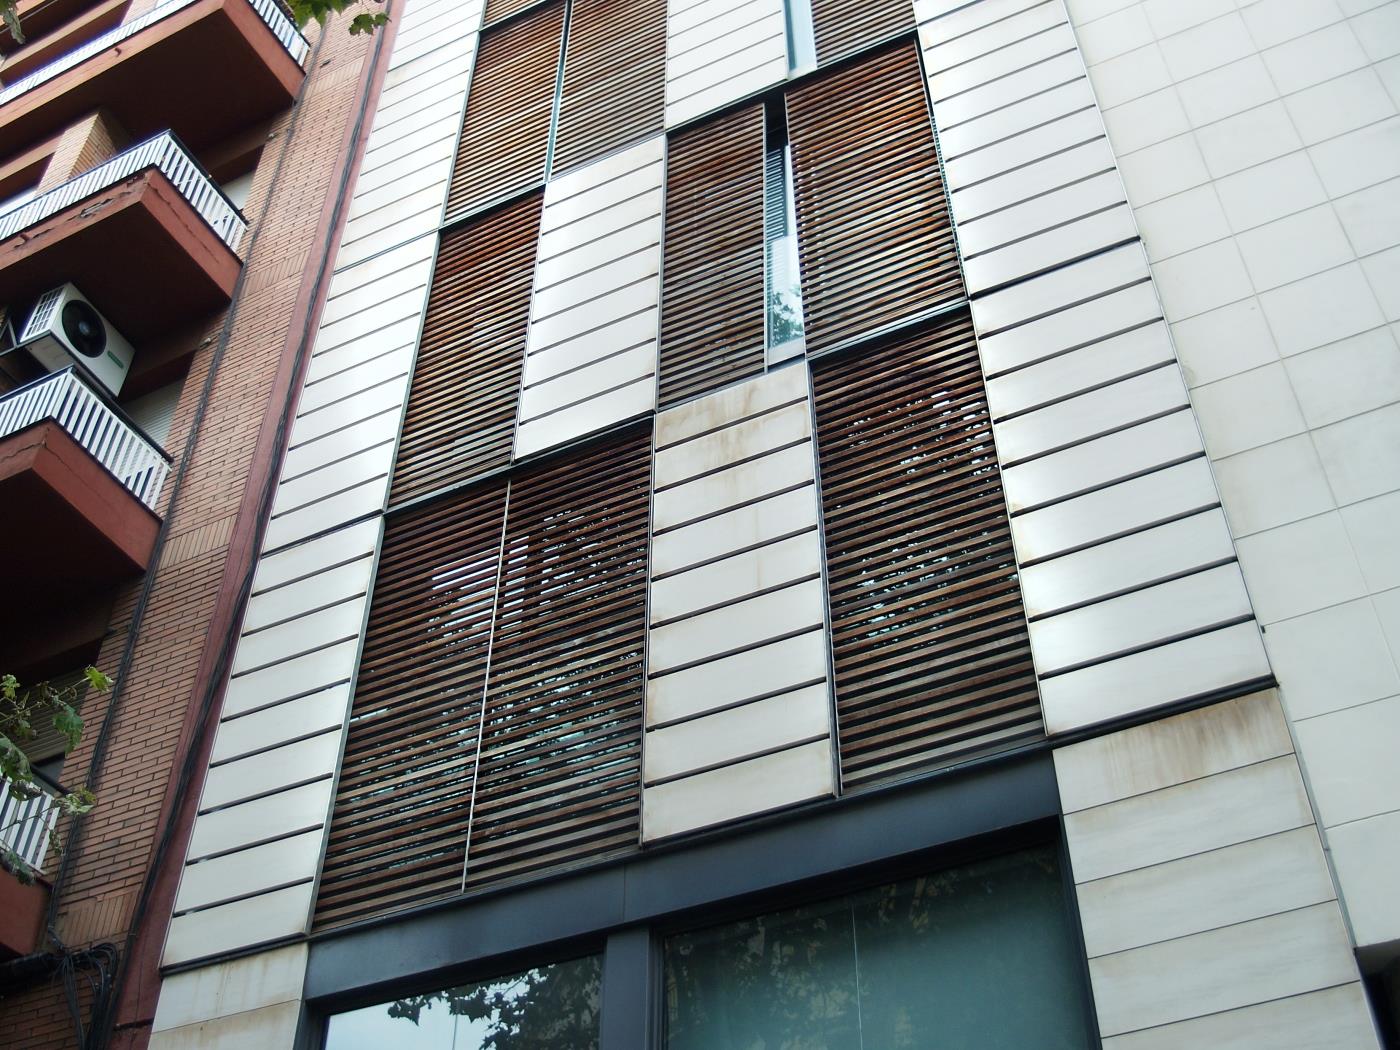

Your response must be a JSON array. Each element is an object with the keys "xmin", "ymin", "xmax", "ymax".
[{"xmin": 4, "ymin": 0, "xmax": 1400, "ymax": 1047}]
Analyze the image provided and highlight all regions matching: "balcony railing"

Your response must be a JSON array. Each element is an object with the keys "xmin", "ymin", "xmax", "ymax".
[
  {"xmin": 0, "ymin": 130, "xmax": 247, "ymax": 251},
  {"xmin": 0, "ymin": 0, "xmax": 309, "ymax": 106},
  {"xmin": 0, "ymin": 771, "xmax": 60, "ymax": 875},
  {"xmin": 0, "ymin": 367, "xmax": 172, "ymax": 508}
]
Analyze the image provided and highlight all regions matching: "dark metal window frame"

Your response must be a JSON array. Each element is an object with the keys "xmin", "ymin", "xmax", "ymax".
[{"xmin": 297, "ymin": 750, "xmax": 1101, "ymax": 1050}]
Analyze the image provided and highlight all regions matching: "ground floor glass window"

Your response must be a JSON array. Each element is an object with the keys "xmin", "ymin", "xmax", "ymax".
[
  {"xmin": 324, "ymin": 954, "xmax": 602, "ymax": 1050},
  {"xmin": 664, "ymin": 847, "xmax": 1094, "ymax": 1050}
]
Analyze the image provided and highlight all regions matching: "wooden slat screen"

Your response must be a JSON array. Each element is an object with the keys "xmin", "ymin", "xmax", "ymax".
[
  {"xmin": 658, "ymin": 103, "xmax": 767, "ymax": 407},
  {"xmin": 810, "ymin": 0, "xmax": 915, "ymax": 66},
  {"xmin": 391, "ymin": 192, "xmax": 542, "ymax": 507},
  {"xmin": 482, "ymin": 0, "xmax": 548, "ymax": 27},
  {"xmin": 812, "ymin": 310, "xmax": 1042, "ymax": 789},
  {"xmin": 315, "ymin": 479, "xmax": 509, "ymax": 928},
  {"xmin": 316, "ymin": 429, "xmax": 650, "ymax": 927},
  {"xmin": 786, "ymin": 41, "xmax": 962, "ymax": 354},
  {"xmin": 551, "ymin": 0, "xmax": 666, "ymax": 173},
  {"xmin": 445, "ymin": 1, "xmax": 563, "ymax": 220},
  {"xmin": 466, "ymin": 429, "xmax": 650, "ymax": 888}
]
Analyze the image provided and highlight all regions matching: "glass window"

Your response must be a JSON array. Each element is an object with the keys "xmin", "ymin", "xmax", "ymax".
[
  {"xmin": 764, "ymin": 102, "xmax": 806, "ymax": 365},
  {"xmin": 325, "ymin": 955, "xmax": 602, "ymax": 1050},
  {"xmin": 664, "ymin": 847, "xmax": 1095, "ymax": 1050}
]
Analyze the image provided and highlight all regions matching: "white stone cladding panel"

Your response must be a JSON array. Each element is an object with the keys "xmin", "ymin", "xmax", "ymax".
[
  {"xmin": 264, "ymin": 236, "xmax": 435, "ymax": 552},
  {"xmin": 1328, "ymin": 810, "xmax": 1400, "ymax": 959},
  {"xmin": 336, "ymin": 9, "xmax": 481, "ymax": 269},
  {"xmin": 920, "ymin": 0, "xmax": 1268, "ymax": 735},
  {"xmin": 919, "ymin": 0, "xmax": 1134, "ymax": 296},
  {"xmin": 167, "ymin": 518, "xmax": 379, "ymax": 947},
  {"xmin": 173, "ymin": 830, "xmax": 324, "ymax": 913},
  {"xmin": 149, "ymin": 1002, "xmax": 302, "ymax": 1050},
  {"xmin": 664, "ymin": 0, "xmax": 787, "ymax": 126},
  {"xmin": 164, "ymin": 884, "xmax": 316, "ymax": 969},
  {"xmin": 150, "ymin": 944, "xmax": 308, "ymax": 1049},
  {"xmin": 514, "ymin": 136, "xmax": 664, "ymax": 458},
  {"xmin": 1056, "ymin": 691, "xmax": 1380, "ymax": 1047},
  {"xmin": 152, "ymin": 944, "xmax": 307, "ymax": 1034},
  {"xmin": 1100, "ymin": 984, "xmax": 1382, "ymax": 1050},
  {"xmin": 159, "ymin": 0, "xmax": 482, "ymax": 973},
  {"xmin": 642, "ymin": 366, "xmax": 835, "ymax": 840},
  {"xmin": 642, "ymin": 739, "xmax": 833, "ymax": 841},
  {"xmin": 1064, "ymin": 0, "xmax": 1400, "ymax": 958}
]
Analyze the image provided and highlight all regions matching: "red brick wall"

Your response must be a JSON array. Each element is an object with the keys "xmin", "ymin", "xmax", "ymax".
[
  {"xmin": 0, "ymin": 14, "xmax": 378, "ymax": 1050},
  {"xmin": 3, "ymin": 971, "xmax": 95, "ymax": 1048},
  {"xmin": 35, "ymin": 108, "xmax": 128, "ymax": 192}
]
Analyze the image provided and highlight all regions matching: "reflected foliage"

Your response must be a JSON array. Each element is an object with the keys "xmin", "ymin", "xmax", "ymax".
[
  {"xmin": 767, "ymin": 287, "xmax": 805, "ymax": 348},
  {"xmin": 388, "ymin": 960, "xmax": 600, "ymax": 1050},
  {"xmin": 328, "ymin": 955, "xmax": 601, "ymax": 1050},
  {"xmin": 665, "ymin": 848, "xmax": 1095, "ymax": 1050}
]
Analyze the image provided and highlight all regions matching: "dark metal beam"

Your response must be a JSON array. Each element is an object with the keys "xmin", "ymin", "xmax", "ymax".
[{"xmin": 305, "ymin": 749, "xmax": 1058, "ymax": 1008}]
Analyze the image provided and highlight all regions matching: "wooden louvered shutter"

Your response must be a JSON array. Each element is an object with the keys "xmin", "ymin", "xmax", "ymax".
[
  {"xmin": 658, "ymin": 104, "xmax": 767, "ymax": 407},
  {"xmin": 812, "ymin": 311, "xmax": 1042, "ymax": 789},
  {"xmin": 551, "ymin": 0, "xmax": 666, "ymax": 173},
  {"xmin": 465, "ymin": 428, "xmax": 650, "ymax": 888},
  {"xmin": 392, "ymin": 193, "xmax": 541, "ymax": 506},
  {"xmin": 445, "ymin": 2, "xmax": 563, "ymax": 219},
  {"xmin": 315, "ymin": 480, "xmax": 508, "ymax": 928},
  {"xmin": 482, "ymin": 0, "xmax": 545, "ymax": 27},
  {"xmin": 786, "ymin": 42, "xmax": 961, "ymax": 354},
  {"xmin": 810, "ymin": 0, "xmax": 914, "ymax": 65}
]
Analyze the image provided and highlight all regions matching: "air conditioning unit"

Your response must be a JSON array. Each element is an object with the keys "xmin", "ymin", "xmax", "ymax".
[{"xmin": 20, "ymin": 284, "xmax": 135, "ymax": 397}]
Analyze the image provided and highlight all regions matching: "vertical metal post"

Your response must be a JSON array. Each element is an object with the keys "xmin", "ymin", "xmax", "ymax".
[{"xmin": 600, "ymin": 926, "xmax": 659, "ymax": 1050}]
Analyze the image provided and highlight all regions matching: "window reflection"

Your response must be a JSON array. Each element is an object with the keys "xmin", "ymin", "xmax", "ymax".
[
  {"xmin": 765, "ymin": 103, "xmax": 806, "ymax": 365},
  {"xmin": 664, "ymin": 848, "xmax": 1095, "ymax": 1050},
  {"xmin": 325, "ymin": 955, "xmax": 602, "ymax": 1050}
]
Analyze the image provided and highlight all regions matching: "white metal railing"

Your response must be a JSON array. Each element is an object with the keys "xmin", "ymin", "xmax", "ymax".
[
  {"xmin": 0, "ymin": 773, "xmax": 59, "ymax": 875},
  {"xmin": 0, "ymin": 0, "xmax": 309, "ymax": 106},
  {"xmin": 0, "ymin": 367, "xmax": 172, "ymax": 508},
  {"xmin": 0, "ymin": 131, "xmax": 248, "ymax": 251}
]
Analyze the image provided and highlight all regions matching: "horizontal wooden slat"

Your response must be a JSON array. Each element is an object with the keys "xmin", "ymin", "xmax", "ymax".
[
  {"xmin": 314, "ymin": 479, "xmax": 508, "ymax": 929},
  {"xmin": 445, "ymin": 1, "xmax": 563, "ymax": 219},
  {"xmin": 316, "ymin": 428, "xmax": 651, "ymax": 927},
  {"xmin": 551, "ymin": 0, "xmax": 666, "ymax": 173},
  {"xmin": 811, "ymin": 0, "xmax": 914, "ymax": 66},
  {"xmin": 812, "ymin": 310, "xmax": 1043, "ymax": 788},
  {"xmin": 391, "ymin": 193, "xmax": 542, "ymax": 506},
  {"xmin": 658, "ymin": 103, "xmax": 767, "ymax": 407},
  {"xmin": 465, "ymin": 429, "xmax": 651, "ymax": 888},
  {"xmin": 787, "ymin": 41, "xmax": 962, "ymax": 353},
  {"xmin": 482, "ymin": 0, "xmax": 547, "ymax": 27}
]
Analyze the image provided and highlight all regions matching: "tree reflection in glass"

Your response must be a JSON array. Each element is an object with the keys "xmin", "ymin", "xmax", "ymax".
[
  {"xmin": 664, "ymin": 848, "xmax": 1095, "ymax": 1050},
  {"xmin": 324, "ymin": 954, "xmax": 601, "ymax": 1050},
  {"xmin": 765, "ymin": 102, "xmax": 806, "ymax": 366}
]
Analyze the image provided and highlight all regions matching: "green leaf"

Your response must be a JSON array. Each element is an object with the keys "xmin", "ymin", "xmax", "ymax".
[
  {"xmin": 57, "ymin": 788, "xmax": 95, "ymax": 817},
  {"xmin": 349, "ymin": 10, "xmax": 389, "ymax": 34},
  {"xmin": 53, "ymin": 700, "xmax": 83, "ymax": 753},
  {"xmin": 0, "ymin": 734, "xmax": 33, "ymax": 791},
  {"xmin": 0, "ymin": 0, "xmax": 24, "ymax": 46},
  {"xmin": 84, "ymin": 666, "xmax": 113, "ymax": 692},
  {"xmin": 1, "ymin": 674, "xmax": 17, "ymax": 702}
]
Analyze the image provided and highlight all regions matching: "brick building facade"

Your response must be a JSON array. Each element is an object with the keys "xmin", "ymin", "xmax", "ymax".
[{"xmin": 0, "ymin": 1, "xmax": 381, "ymax": 1045}]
